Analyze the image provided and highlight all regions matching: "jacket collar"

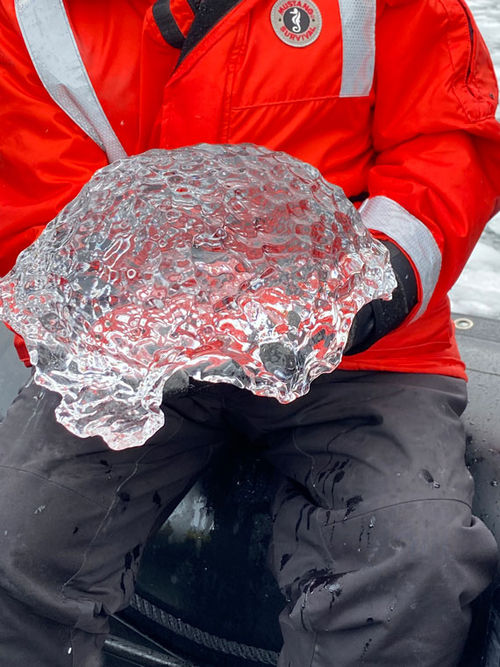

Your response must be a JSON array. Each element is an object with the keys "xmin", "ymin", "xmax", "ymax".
[{"xmin": 152, "ymin": 0, "xmax": 244, "ymax": 61}]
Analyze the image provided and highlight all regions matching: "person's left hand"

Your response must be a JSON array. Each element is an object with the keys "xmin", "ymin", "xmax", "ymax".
[{"xmin": 344, "ymin": 240, "xmax": 418, "ymax": 356}]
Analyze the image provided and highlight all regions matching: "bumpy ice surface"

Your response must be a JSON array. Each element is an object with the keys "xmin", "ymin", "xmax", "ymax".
[{"xmin": 0, "ymin": 144, "xmax": 396, "ymax": 449}]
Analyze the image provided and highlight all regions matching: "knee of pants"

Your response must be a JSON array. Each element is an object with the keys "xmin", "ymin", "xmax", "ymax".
[
  {"xmin": 273, "ymin": 496, "xmax": 498, "ymax": 635},
  {"xmin": 390, "ymin": 502, "xmax": 498, "ymax": 608},
  {"xmin": 0, "ymin": 467, "xmax": 109, "ymax": 628}
]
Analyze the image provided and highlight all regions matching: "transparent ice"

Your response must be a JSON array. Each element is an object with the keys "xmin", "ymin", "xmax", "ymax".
[{"xmin": 0, "ymin": 144, "xmax": 396, "ymax": 449}]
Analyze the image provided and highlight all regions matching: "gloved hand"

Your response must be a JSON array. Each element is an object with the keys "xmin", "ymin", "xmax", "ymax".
[{"xmin": 344, "ymin": 240, "xmax": 418, "ymax": 356}]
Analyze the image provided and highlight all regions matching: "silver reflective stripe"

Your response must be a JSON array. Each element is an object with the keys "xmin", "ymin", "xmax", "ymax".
[
  {"xmin": 15, "ymin": 0, "xmax": 127, "ymax": 163},
  {"xmin": 338, "ymin": 0, "xmax": 376, "ymax": 97},
  {"xmin": 360, "ymin": 196, "xmax": 442, "ymax": 319}
]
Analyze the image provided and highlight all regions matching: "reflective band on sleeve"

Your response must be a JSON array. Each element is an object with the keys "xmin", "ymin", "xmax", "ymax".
[
  {"xmin": 360, "ymin": 196, "xmax": 442, "ymax": 319},
  {"xmin": 338, "ymin": 0, "xmax": 375, "ymax": 98},
  {"xmin": 15, "ymin": 0, "xmax": 127, "ymax": 163}
]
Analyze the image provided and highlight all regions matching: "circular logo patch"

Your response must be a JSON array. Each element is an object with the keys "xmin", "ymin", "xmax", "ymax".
[{"xmin": 270, "ymin": 0, "xmax": 322, "ymax": 48}]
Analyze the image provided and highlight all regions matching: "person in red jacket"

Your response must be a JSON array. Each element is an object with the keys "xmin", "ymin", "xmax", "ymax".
[{"xmin": 1, "ymin": 0, "xmax": 500, "ymax": 664}]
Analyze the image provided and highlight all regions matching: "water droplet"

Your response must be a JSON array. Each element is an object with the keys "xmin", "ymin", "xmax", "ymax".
[
  {"xmin": 327, "ymin": 582, "xmax": 342, "ymax": 594},
  {"xmin": 491, "ymin": 481, "xmax": 499, "ymax": 487},
  {"xmin": 420, "ymin": 469, "xmax": 434, "ymax": 484}
]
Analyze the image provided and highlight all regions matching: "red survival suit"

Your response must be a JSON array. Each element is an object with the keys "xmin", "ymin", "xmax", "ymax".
[{"xmin": 1, "ymin": 0, "xmax": 500, "ymax": 377}]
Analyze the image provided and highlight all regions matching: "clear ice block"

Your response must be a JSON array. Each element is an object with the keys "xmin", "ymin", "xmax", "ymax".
[{"xmin": 0, "ymin": 144, "xmax": 396, "ymax": 449}]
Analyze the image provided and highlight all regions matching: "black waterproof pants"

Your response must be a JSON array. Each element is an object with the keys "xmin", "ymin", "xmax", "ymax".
[{"xmin": 0, "ymin": 371, "xmax": 497, "ymax": 666}]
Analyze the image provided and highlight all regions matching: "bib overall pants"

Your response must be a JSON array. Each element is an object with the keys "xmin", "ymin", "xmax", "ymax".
[{"xmin": 0, "ymin": 370, "xmax": 496, "ymax": 666}]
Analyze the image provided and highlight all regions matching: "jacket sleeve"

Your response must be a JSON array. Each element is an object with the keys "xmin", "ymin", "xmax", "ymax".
[
  {"xmin": 360, "ymin": 0, "xmax": 500, "ymax": 320},
  {"xmin": 0, "ymin": 0, "xmax": 107, "ymax": 279}
]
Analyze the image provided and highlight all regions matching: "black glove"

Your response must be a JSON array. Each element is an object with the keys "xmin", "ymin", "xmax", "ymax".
[{"xmin": 344, "ymin": 240, "xmax": 418, "ymax": 356}]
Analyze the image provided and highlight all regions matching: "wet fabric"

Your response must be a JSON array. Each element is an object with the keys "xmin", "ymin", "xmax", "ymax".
[{"xmin": 0, "ymin": 370, "xmax": 497, "ymax": 665}]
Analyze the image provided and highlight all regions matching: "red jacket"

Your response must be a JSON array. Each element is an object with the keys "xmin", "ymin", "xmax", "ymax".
[{"xmin": 1, "ymin": 0, "xmax": 500, "ymax": 377}]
